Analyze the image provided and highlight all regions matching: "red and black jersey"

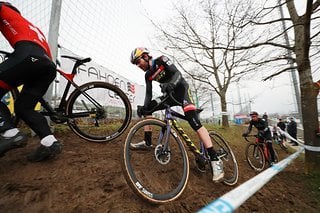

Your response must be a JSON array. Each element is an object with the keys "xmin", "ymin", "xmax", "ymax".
[
  {"xmin": 146, "ymin": 55, "xmax": 177, "ymax": 83},
  {"xmin": 0, "ymin": 4, "xmax": 52, "ymax": 58},
  {"xmin": 142, "ymin": 55, "xmax": 196, "ymax": 113},
  {"xmin": 144, "ymin": 55, "xmax": 182, "ymax": 106},
  {"xmin": 248, "ymin": 118, "xmax": 268, "ymax": 132}
]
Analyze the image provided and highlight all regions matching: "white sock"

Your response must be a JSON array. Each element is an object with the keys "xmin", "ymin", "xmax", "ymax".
[
  {"xmin": 1, "ymin": 128, "xmax": 19, "ymax": 137},
  {"xmin": 40, "ymin": 135, "xmax": 57, "ymax": 147}
]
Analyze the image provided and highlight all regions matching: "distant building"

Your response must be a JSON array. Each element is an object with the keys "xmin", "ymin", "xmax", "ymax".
[{"xmin": 234, "ymin": 113, "xmax": 248, "ymax": 124}]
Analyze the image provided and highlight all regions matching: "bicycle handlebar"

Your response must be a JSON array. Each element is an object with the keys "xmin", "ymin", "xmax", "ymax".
[
  {"xmin": 139, "ymin": 91, "xmax": 177, "ymax": 116},
  {"xmin": 243, "ymin": 134, "xmax": 270, "ymax": 144}
]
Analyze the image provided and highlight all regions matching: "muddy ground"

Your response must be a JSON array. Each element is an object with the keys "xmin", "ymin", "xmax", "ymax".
[{"xmin": 0, "ymin": 125, "xmax": 319, "ymax": 212}]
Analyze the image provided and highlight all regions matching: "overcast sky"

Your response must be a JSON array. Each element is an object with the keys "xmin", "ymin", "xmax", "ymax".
[
  {"xmin": 2, "ymin": 0, "xmax": 318, "ymax": 116},
  {"xmin": 137, "ymin": 0, "xmax": 319, "ymax": 115}
]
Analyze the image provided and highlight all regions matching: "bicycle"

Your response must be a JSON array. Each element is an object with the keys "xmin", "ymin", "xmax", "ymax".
[
  {"xmin": 0, "ymin": 50, "xmax": 132, "ymax": 143},
  {"xmin": 271, "ymin": 127, "xmax": 289, "ymax": 153},
  {"xmin": 122, "ymin": 93, "xmax": 238, "ymax": 204},
  {"xmin": 244, "ymin": 134, "xmax": 279, "ymax": 172}
]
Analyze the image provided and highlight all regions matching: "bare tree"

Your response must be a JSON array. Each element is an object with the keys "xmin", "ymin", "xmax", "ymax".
[
  {"xmin": 149, "ymin": 0, "xmax": 319, "ymax": 172},
  {"xmin": 153, "ymin": 0, "xmax": 258, "ymax": 127},
  {"xmin": 232, "ymin": 0, "xmax": 320, "ymax": 173},
  {"xmin": 283, "ymin": 0, "xmax": 319, "ymax": 174},
  {"xmin": 184, "ymin": 72, "xmax": 213, "ymax": 109}
]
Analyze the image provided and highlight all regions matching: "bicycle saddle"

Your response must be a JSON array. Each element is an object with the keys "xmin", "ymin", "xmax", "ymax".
[{"xmin": 196, "ymin": 108, "xmax": 204, "ymax": 114}]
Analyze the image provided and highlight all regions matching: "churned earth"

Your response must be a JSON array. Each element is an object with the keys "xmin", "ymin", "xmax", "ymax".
[{"xmin": 0, "ymin": 124, "xmax": 319, "ymax": 212}]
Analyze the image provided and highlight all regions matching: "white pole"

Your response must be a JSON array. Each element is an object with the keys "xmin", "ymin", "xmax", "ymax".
[{"xmin": 44, "ymin": 0, "xmax": 63, "ymax": 127}]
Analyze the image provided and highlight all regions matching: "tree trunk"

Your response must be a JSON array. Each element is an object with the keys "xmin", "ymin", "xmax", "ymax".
[
  {"xmin": 220, "ymin": 93, "xmax": 229, "ymax": 127},
  {"xmin": 298, "ymin": 65, "xmax": 320, "ymax": 174},
  {"xmin": 291, "ymin": 2, "xmax": 320, "ymax": 174},
  {"xmin": 295, "ymin": 32, "xmax": 320, "ymax": 173}
]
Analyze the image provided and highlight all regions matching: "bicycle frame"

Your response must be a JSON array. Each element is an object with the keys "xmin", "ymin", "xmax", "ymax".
[
  {"xmin": 0, "ymin": 50, "xmax": 100, "ymax": 119},
  {"xmin": 41, "ymin": 56, "xmax": 99, "ymax": 115},
  {"xmin": 162, "ymin": 106, "xmax": 203, "ymax": 158},
  {"xmin": 122, "ymin": 95, "xmax": 239, "ymax": 203},
  {"xmin": 1, "ymin": 50, "xmax": 132, "ymax": 142},
  {"xmin": 253, "ymin": 136, "xmax": 270, "ymax": 162}
]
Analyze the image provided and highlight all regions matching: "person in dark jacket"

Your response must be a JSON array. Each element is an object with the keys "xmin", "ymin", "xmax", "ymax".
[
  {"xmin": 262, "ymin": 112, "xmax": 268, "ymax": 126},
  {"xmin": 287, "ymin": 117, "xmax": 298, "ymax": 146},
  {"xmin": 277, "ymin": 118, "xmax": 286, "ymax": 141}
]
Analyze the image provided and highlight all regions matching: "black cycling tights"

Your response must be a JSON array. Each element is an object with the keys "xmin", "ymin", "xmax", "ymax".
[{"xmin": 0, "ymin": 41, "xmax": 56, "ymax": 138}]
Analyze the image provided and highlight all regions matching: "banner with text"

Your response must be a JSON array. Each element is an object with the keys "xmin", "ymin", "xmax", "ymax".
[{"xmin": 59, "ymin": 47, "xmax": 145, "ymax": 109}]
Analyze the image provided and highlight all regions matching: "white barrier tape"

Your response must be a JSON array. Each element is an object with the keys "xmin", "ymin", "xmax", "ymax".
[
  {"xmin": 198, "ymin": 147, "xmax": 304, "ymax": 213},
  {"xmin": 303, "ymin": 145, "xmax": 320, "ymax": 152},
  {"xmin": 277, "ymin": 128, "xmax": 298, "ymax": 143},
  {"xmin": 269, "ymin": 126, "xmax": 300, "ymax": 144},
  {"xmin": 276, "ymin": 128, "xmax": 320, "ymax": 152}
]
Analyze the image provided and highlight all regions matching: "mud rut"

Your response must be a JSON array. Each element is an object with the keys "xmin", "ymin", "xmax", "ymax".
[{"xmin": 0, "ymin": 128, "xmax": 318, "ymax": 212}]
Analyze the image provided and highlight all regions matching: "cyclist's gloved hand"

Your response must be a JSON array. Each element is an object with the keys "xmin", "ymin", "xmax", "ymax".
[
  {"xmin": 161, "ymin": 83, "xmax": 175, "ymax": 94},
  {"xmin": 137, "ymin": 105, "xmax": 145, "ymax": 118},
  {"xmin": 258, "ymin": 130, "xmax": 264, "ymax": 137},
  {"xmin": 242, "ymin": 133, "xmax": 248, "ymax": 137}
]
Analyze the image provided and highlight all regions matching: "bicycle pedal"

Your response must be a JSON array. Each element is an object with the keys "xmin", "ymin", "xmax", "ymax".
[
  {"xmin": 217, "ymin": 152, "xmax": 227, "ymax": 160},
  {"xmin": 195, "ymin": 157, "xmax": 207, "ymax": 173}
]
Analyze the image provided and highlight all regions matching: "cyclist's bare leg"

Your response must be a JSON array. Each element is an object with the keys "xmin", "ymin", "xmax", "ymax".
[
  {"xmin": 197, "ymin": 127, "xmax": 213, "ymax": 149},
  {"xmin": 197, "ymin": 126, "xmax": 224, "ymax": 181},
  {"xmin": 130, "ymin": 115, "xmax": 153, "ymax": 149}
]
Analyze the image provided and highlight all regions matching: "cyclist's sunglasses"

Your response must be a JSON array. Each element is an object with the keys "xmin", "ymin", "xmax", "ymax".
[{"xmin": 134, "ymin": 57, "xmax": 143, "ymax": 65}]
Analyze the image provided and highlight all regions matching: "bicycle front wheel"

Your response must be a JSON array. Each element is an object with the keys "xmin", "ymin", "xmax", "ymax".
[
  {"xmin": 279, "ymin": 140, "xmax": 289, "ymax": 153},
  {"xmin": 122, "ymin": 119, "xmax": 189, "ymax": 204},
  {"xmin": 66, "ymin": 81, "xmax": 132, "ymax": 142},
  {"xmin": 209, "ymin": 131, "xmax": 238, "ymax": 185},
  {"xmin": 245, "ymin": 143, "xmax": 265, "ymax": 171}
]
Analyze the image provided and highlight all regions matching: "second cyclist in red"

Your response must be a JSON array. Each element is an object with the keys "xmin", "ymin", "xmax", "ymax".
[{"xmin": 0, "ymin": 2, "xmax": 61, "ymax": 161}]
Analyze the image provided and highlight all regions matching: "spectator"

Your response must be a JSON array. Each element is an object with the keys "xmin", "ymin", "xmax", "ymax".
[
  {"xmin": 277, "ymin": 118, "xmax": 286, "ymax": 141},
  {"xmin": 0, "ymin": 2, "xmax": 62, "ymax": 161},
  {"xmin": 262, "ymin": 112, "xmax": 268, "ymax": 125},
  {"xmin": 277, "ymin": 118, "xmax": 286, "ymax": 131},
  {"xmin": 287, "ymin": 117, "xmax": 298, "ymax": 146}
]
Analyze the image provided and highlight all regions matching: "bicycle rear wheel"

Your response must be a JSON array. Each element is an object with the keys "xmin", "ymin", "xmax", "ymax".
[
  {"xmin": 122, "ymin": 119, "xmax": 189, "ymax": 204},
  {"xmin": 245, "ymin": 143, "xmax": 265, "ymax": 171},
  {"xmin": 209, "ymin": 131, "xmax": 238, "ymax": 185},
  {"xmin": 66, "ymin": 81, "xmax": 131, "ymax": 142}
]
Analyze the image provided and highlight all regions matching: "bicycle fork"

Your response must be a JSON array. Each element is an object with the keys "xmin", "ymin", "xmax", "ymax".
[{"xmin": 154, "ymin": 120, "xmax": 173, "ymax": 165}]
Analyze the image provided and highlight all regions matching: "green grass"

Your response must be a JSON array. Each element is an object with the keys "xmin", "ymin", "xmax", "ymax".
[{"xmin": 173, "ymin": 122, "xmax": 320, "ymax": 202}]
